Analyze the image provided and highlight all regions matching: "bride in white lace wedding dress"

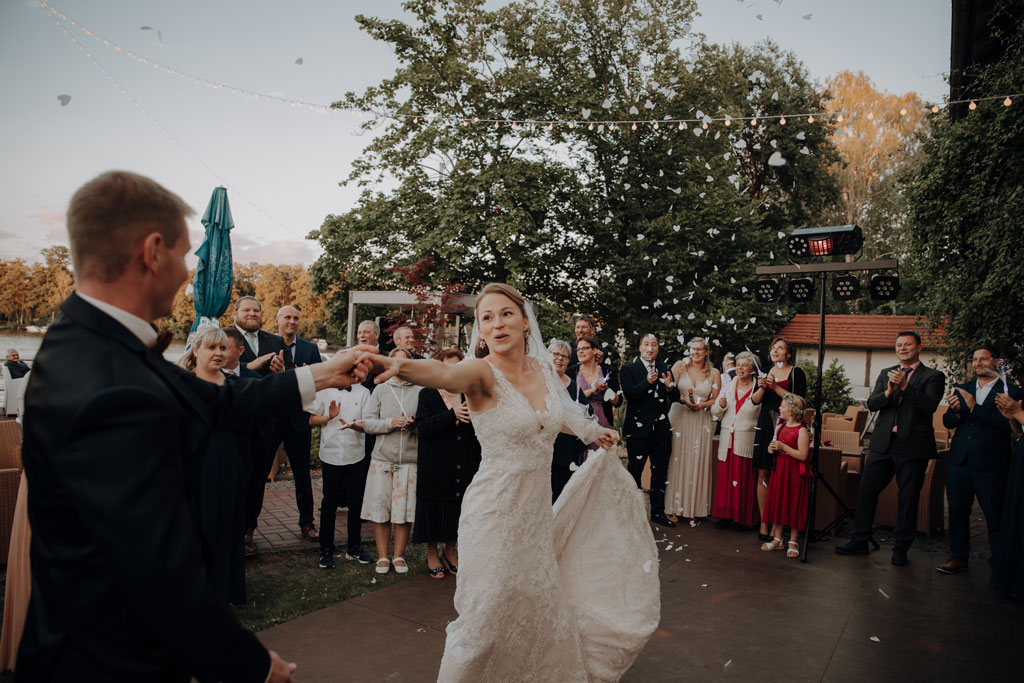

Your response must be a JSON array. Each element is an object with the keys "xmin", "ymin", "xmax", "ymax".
[{"xmin": 366, "ymin": 284, "xmax": 660, "ymax": 682}]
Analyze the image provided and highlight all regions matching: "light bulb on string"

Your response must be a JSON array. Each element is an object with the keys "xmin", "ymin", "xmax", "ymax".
[
  {"xmin": 568, "ymin": 121, "xmax": 576, "ymax": 128},
  {"xmin": 867, "ymin": 111, "xmax": 874, "ymax": 120},
  {"xmin": 530, "ymin": 122, "xmax": 537, "ymax": 130},
  {"xmin": 807, "ymin": 115, "xmax": 814, "ymax": 123},
  {"xmin": 969, "ymin": 101, "xmax": 977, "ymax": 110},
  {"xmin": 899, "ymin": 108, "xmax": 907, "ymax": 116},
  {"xmin": 678, "ymin": 121, "xmax": 684, "ymax": 130},
  {"xmin": 653, "ymin": 121, "xmax": 659, "ymax": 130},
  {"xmin": 473, "ymin": 116, "xmax": 479, "ymax": 123},
  {"xmin": 837, "ymin": 114, "xmax": 844, "ymax": 122},
  {"xmin": 932, "ymin": 105, "xmax": 940, "ymax": 113},
  {"xmin": 779, "ymin": 117, "xmax": 786, "ymax": 125},
  {"xmin": 750, "ymin": 118, "xmax": 757, "ymax": 126},
  {"xmin": 547, "ymin": 123, "xmax": 554, "ymax": 130},
  {"xmin": 631, "ymin": 122, "xmax": 637, "ymax": 130},
  {"xmin": 588, "ymin": 122, "xmax": 594, "ymax": 130},
  {"xmin": 701, "ymin": 122, "xmax": 708, "ymax": 130},
  {"xmin": 1005, "ymin": 97, "xmax": 1013, "ymax": 106}
]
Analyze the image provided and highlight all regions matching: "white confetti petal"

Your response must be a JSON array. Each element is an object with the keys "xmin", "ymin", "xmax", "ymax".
[
  {"xmin": 870, "ymin": 636, "xmax": 881, "ymax": 643},
  {"xmin": 768, "ymin": 151, "xmax": 786, "ymax": 166},
  {"xmin": 796, "ymin": 131, "xmax": 806, "ymax": 140}
]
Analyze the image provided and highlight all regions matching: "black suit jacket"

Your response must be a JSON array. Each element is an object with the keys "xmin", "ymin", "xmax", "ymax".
[
  {"xmin": 237, "ymin": 328, "xmax": 286, "ymax": 376},
  {"xmin": 281, "ymin": 336, "xmax": 322, "ymax": 432},
  {"xmin": 621, "ymin": 357, "xmax": 680, "ymax": 440},
  {"xmin": 19, "ymin": 293, "xmax": 302, "ymax": 682},
  {"xmin": 943, "ymin": 378, "xmax": 1024, "ymax": 471},
  {"xmin": 866, "ymin": 362, "xmax": 945, "ymax": 460}
]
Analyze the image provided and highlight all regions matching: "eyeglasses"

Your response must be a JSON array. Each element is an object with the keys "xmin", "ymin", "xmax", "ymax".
[
  {"xmin": 551, "ymin": 352, "xmax": 569, "ymax": 359},
  {"xmin": 576, "ymin": 345, "xmax": 592, "ymax": 351}
]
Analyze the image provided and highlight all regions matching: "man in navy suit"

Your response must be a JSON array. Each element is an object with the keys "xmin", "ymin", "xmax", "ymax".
[
  {"xmin": 234, "ymin": 296, "xmax": 287, "ymax": 555},
  {"xmin": 938, "ymin": 345, "xmax": 1024, "ymax": 574},
  {"xmin": 221, "ymin": 327, "xmax": 262, "ymax": 380},
  {"xmin": 271, "ymin": 305, "xmax": 323, "ymax": 540},
  {"xmin": 837, "ymin": 331, "xmax": 946, "ymax": 565},
  {"xmin": 620, "ymin": 333, "xmax": 680, "ymax": 527}
]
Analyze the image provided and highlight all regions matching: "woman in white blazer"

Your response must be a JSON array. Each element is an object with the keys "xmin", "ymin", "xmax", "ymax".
[{"xmin": 711, "ymin": 351, "xmax": 764, "ymax": 531}]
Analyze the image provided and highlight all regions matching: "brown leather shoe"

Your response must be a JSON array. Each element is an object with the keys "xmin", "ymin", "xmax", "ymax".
[
  {"xmin": 936, "ymin": 558, "xmax": 968, "ymax": 574},
  {"xmin": 301, "ymin": 523, "xmax": 319, "ymax": 541},
  {"xmin": 243, "ymin": 530, "xmax": 256, "ymax": 557}
]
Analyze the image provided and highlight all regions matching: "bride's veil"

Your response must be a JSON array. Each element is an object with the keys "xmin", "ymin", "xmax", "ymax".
[{"xmin": 469, "ymin": 297, "xmax": 602, "ymax": 443}]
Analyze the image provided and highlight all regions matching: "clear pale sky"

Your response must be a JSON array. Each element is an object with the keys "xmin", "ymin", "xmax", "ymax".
[{"xmin": 0, "ymin": 0, "xmax": 951, "ymax": 268}]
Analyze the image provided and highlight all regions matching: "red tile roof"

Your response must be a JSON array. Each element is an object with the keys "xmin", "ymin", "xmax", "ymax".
[{"xmin": 776, "ymin": 315, "xmax": 942, "ymax": 350}]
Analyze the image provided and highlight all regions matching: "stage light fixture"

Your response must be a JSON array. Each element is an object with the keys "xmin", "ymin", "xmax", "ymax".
[
  {"xmin": 870, "ymin": 273, "xmax": 901, "ymax": 300},
  {"xmin": 787, "ymin": 225, "xmax": 864, "ymax": 258},
  {"xmin": 754, "ymin": 278, "xmax": 781, "ymax": 302},
  {"xmin": 788, "ymin": 277, "xmax": 816, "ymax": 303},
  {"xmin": 831, "ymin": 274, "xmax": 861, "ymax": 301}
]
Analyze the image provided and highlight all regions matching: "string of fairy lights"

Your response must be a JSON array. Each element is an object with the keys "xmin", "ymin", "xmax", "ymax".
[{"xmin": 40, "ymin": 0, "xmax": 1018, "ymax": 133}]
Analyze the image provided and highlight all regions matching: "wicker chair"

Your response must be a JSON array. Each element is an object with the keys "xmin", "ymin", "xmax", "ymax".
[{"xmin": 0, "ymin": 420, "xmax": 22, "ymax": 563}]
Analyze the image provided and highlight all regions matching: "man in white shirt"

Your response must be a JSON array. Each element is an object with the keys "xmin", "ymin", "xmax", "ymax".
[{"xmin": 310, "ymin": 384, "xmax": 373, "ymax": 568}]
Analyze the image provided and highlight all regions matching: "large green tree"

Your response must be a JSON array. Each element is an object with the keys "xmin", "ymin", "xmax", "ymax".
[
  {"xmin": 904, "ymin": 14, "xmax": 1024, "ymax": 380},
  {"xmin": 311, "ymin": 0, "xmax": 840, "ymax": 358}
]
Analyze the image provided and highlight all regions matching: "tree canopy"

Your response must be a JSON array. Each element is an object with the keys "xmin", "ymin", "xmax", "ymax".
[{"xmin": 311, "ymin": 0, "xmax": 841, "ymax": 358}]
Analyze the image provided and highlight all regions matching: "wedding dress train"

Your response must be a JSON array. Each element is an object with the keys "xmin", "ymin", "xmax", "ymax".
[{"xmin": 437, "ymin": 359, "xmax": 660, "ymax": 682}]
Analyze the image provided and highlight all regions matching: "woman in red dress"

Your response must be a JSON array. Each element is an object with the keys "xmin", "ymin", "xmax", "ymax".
[{"xmin": 760, "ymin": 393, "xmax": 811, "ymax": 557}]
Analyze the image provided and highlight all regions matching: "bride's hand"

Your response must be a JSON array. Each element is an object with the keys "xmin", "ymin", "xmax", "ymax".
[
  {"xmin": 360, "ymin": 353, "xmax": 405, "ymax": 384},
  {"xmin": 595, "ymin": 428, "xmax": 620, "ymax": 450}
]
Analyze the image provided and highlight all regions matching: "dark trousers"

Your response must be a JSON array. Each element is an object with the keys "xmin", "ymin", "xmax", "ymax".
[
  {"xmin": 244, "ymin": 431, "xmax": 276, "ymax": 531},
  {"xmin": 627, "ymin": 430, "xmax": 672, "ymax": 517},
  {"xmin": 268, "ymin": 420, "xmax": 314, "ymax": 526},
  {"xmin": 552, "ymin": 466, "xmax": 573, "ymax": 504},
  {"xmin": 320, "ymin": 456, "xmax": 371, "ymax": 553},
  {"xmin": 851, "ymin": 442, "xmax": 928, "ymax": 549},
  {"xmin": 946, "ymin": 460, "xmax": 1006, "ymax": 561}
]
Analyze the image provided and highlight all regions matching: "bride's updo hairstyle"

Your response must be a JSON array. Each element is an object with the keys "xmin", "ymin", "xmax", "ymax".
[{"xmin": 474, "ymin": 282, "xmax": 529, "ymax": 358}]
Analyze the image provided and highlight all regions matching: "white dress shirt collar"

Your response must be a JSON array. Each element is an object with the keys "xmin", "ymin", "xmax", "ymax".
[{"xmin": 77, "ymin": 291, "xmax": 157, "ymax": 348}]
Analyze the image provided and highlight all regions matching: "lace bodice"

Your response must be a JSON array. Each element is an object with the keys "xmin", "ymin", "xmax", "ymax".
[{"xmin": 470, "ymin": 359, "xmax": 563, "ymax": 472}]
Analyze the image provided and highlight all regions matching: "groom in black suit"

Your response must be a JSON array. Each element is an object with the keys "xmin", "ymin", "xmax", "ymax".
[
  {"xmin": 19, "ymin": 171, "xmax": 371, "ymax": 682},
  {"xmin": 621, "ymin": 333, "xmax": 680, "ymax": 527},
  {"xmin": 836, "ymin": 331, "xmax": 945, "ymax": 565}
]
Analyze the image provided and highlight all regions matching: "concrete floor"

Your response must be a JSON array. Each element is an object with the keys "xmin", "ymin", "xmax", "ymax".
[{"xmin": 255, "ymin": 518, "xmax": 1020, "ymax": 682}]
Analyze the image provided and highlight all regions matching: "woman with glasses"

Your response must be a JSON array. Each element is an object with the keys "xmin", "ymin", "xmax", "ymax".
[
  {"xmin": 574, "ymin": 335, "xmax": 619, "ymax": 454},
  {"xmin": 549, "ymin": 339, "xmax": 590, "ymax": 501}
]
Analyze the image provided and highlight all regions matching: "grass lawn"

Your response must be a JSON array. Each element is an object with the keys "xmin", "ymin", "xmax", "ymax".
[{"xmin": 236, "ymin": 544, "xmax": 428, "ymax": 632}]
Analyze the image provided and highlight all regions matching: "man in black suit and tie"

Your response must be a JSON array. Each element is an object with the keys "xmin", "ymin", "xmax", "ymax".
[
  {"xmin": 19, "ymin": 170, "xmax": 373, "ymax": 682},
  {"xmin": 270, "ymin": 304, "xmax": 323, "ymax": 540},
  {"xmin": 233, "ymin": 296, "xmax": 288, "ymax": 556},
  {"xmin": 621, "ymin": 333, "xmax": 680, "ymax": 527},
  {"xmin": 937, "ymin": 345, "xmax": 1024, "ymax": 574},
  {"xmin": 836, "ymin": 331, "xmax": 945, "ymax": 565},
  {"xmin": 221, "ymin": 327, "xmax": 263, "ymax": 380}
]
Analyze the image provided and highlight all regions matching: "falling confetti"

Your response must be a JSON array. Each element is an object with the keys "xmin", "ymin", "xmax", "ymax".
[
  {"xmin": 57, "ymin": 95, "xmax": 71, "ymax": 106},
  {"xmin": 803, "ymin": 13, "xmax": 813, "ymax": 20},
  {"xmin": 140, "ymin": 25, "xmax": 163, "ymax": 45},
  {"xmin": 768, "ymin": 151, "xmax": 787, "ymax": 166},
  {"xmin": 294, "ymin": 57, "xmax": 304, "ymax": 65},
  {"xmin": 869, "ymin": 636, "xmax": 881, "ymax": 643},
  {"xmin": 878, "ymin": 588, "xmax": 890, "ymax": 599}
]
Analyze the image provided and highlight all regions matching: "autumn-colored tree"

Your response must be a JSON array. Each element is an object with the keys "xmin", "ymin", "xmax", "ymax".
[
  {"xmin": 0, "ymin": 259, "xmax": 32, "ymax": 325},
  {"xmin": 823, "ymin": 72, "xmax": 926, "ymax": 258},
  {"xmin": 384, "ymin": 257, "xmax": 468, "ymax": 355}
]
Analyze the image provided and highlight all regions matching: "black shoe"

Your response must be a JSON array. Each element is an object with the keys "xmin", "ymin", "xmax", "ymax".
[
  {"xmin": 835, "ymin": 541, "xmax": 870, "ymax": 556},
  {"xmin": 715, "ymin": 518, "xmax": 732, "ymax": 530},
  {"xmin": 651, "ymin": 514, "xmax": 677, "ymax": 528},
  {"xmin": 758, "ymin": 533, "xmax": 772, "ymax": 542},
  {"xmin": 344, "ymin": 547, "xmax": 372, "ymax": 564},
  {"xmin": 319, "ymin": 550, "xmax": 335, "ymax": 569},
  {"xmin": 891, "ymin": 547, "xmax": 909, "ymax": 566}
]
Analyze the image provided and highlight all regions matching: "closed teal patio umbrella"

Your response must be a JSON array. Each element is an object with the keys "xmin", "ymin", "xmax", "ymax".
[{"xmin": 189, "ymin": 186, "xmax": 234, "ymax": 334}]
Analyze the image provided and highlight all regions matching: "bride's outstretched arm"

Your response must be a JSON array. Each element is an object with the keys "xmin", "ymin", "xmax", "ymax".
[{"xmin": 362, "ymin": 354, "xmax": 491, "ymax": 398}]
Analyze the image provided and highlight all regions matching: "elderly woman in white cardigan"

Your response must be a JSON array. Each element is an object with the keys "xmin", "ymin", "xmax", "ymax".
[
  {"xmin": 711, "ymin": 351, "xmax": 764, "ymax": 532},
  {"xmin": 361, "ymin": 348, "xmax": 423, "ymax": 575}
]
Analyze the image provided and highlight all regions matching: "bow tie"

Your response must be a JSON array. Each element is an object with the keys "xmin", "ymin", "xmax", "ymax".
[{"xmin": 150, "ymin": 326, "xmax": 173, "ymax": 355}]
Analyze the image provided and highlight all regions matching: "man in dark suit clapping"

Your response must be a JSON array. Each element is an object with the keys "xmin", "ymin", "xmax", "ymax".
[
  {"xmin": 621, "ymin": 333, "xmax": 680, "ymax": 527},
  {"xmin": 836, "ymin": 331, "xmax": 945, "ymax": 565},
  {"xmin": 271, "ymin": 305, "xmax": 323, "ymax": 540},
  {"xmin": 937, "ymin": 345, "xmax": 1024, "ymax": 574},
  {"xmin": 19, "ymin": 170, "xmax": 374, "ymax": 682}
]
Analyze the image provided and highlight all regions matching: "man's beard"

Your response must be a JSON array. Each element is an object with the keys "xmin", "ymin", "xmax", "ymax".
[{"xmin": 237, "ymin": 318, "xmax": 261, "ymax": 332}]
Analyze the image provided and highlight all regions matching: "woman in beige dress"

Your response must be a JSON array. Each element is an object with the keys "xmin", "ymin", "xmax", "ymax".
[{"xmin": 665, "ymin": 338, "xmax": 721, "ymax": 526}]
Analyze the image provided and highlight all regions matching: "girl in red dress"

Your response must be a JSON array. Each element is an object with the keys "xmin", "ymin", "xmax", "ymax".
[{"xmin": 760, "ymin": 393, "xmax": 811, "ymax": 558}]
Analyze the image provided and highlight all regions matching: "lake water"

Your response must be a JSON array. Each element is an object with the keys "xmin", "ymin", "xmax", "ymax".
[{"xmin": 0, "ymin": 330, "xmax": 187, "ymax": 364}]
